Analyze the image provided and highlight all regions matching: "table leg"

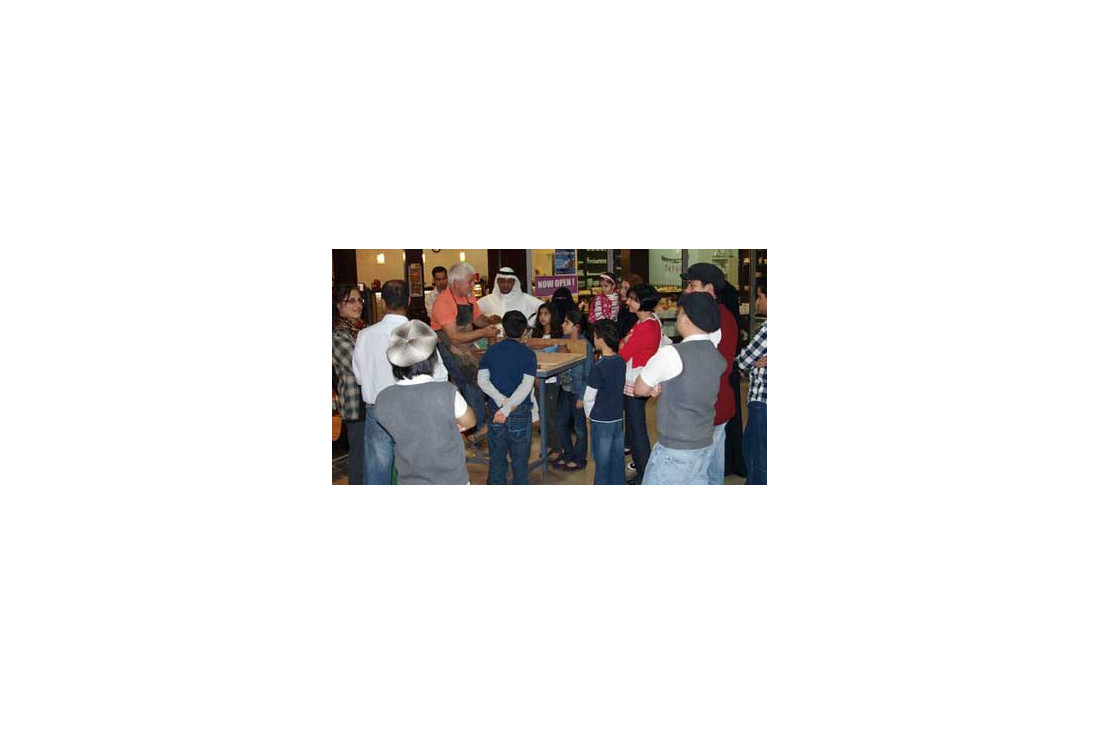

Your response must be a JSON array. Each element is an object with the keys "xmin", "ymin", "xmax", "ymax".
[{"xmin": 540, "ymin": 379, "xmax": 548, "ymax": 481}]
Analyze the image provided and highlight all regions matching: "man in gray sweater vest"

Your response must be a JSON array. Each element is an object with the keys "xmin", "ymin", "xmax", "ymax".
[
  {"xmin": 633, "ymin": 292, "xmax": 726, "ymax": 485},
  {"xmin": 374, "ymin": 320, "xmax": 477, "ymax": 485}
]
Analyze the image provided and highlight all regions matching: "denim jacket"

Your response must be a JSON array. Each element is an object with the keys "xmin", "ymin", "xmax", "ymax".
[{"xmin": 559, "ymin": 339, "xmax": 593, "ymax": 394}]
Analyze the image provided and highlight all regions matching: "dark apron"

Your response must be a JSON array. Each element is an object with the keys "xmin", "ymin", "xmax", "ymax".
[{"xmin": 436, "ymin": 298, "xmax": 480, "ymax": 386}]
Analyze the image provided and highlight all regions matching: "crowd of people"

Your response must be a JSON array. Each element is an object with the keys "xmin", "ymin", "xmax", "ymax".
[{"xmin": 332, "ymin": 259, "xmax": 768, "ymax": 486}]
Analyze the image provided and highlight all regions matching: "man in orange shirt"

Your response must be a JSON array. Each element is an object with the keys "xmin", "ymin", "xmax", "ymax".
[{"xmin": 431, "ymin": 261, "xmax": 500, "ymax": 435}]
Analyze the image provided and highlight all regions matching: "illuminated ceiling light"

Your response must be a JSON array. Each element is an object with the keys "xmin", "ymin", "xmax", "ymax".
[
  {"xmin": 376, "ymin": 253, "xmax": 385, "ymax": 264},
  {"xmin": 459, "ymin": 251, "xmax": 466, "ymax": 262}
]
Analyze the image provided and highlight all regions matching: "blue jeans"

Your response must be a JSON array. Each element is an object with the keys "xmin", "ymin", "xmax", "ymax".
[
  {"xmin": 363, "ymin": 407, "xmax": 395, "ymax": 485},
  {"xmin": 488, "ymin": 402, "xmax": 532, "ymax": 485},
  {"xmin": 590, "ymin": 419, "xmax": 626, "ymax": 484},
  {"xmin": 554, "ymin": 390, "xmax": 588, "ymax": 466},
  {"xmin": 743, "ymin": 401, "xmax": 767, "ymax": 485},
  {"xmin": 707, "ymin": 422, "xmax": 727, "ymax": 485},
  {"xmin": 642, "ymin": 442, "xmax": 713, "ymax": 485}
]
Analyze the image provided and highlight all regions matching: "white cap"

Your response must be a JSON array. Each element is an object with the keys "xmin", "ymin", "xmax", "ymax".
[{"xmin": 386, "ymin": 320, "xmax": 438, "ymax": 367}]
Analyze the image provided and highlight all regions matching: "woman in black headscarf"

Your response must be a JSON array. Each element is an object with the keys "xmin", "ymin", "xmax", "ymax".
[{"xmin": 549, "ymin": 287, "xmax": 575, "ymax": 327}]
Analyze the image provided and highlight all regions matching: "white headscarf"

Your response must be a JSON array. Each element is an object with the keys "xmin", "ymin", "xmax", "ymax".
[{"xmin": 477, "ymin": 267, "xmax": 543, "ymax": 326}]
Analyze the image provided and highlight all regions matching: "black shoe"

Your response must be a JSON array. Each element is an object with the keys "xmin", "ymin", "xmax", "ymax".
[
  {"xmin": 627, "ymin": 461, "xmax": 637, "ymax": 473},
  {"xmin": 626, "ymin": 476, "xmax": 643, "ymax": 485}
]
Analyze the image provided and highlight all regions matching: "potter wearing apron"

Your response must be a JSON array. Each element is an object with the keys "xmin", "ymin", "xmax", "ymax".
[{"xmin": 430, "ymin": 262, "xmax": 499, "ymax": 433}]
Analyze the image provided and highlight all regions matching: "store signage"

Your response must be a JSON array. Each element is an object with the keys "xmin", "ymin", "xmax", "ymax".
[
  {"xmin": 577, "ymin": 249, "xmax": 610, "ymax": 290},
  {"xmin": 648, "ymin": 249, "xmax": 683, "ymax": 286},
  {"xmin": 534, "ymin": 274, "xmax": 578, "ymax": 297},
  {"xmin": 554, "ymin": 249, "xmax": 576, "ymax": 275},
  {"xmin": 578, "ymin": 249, "xmax": 608, "ymax": 272}
]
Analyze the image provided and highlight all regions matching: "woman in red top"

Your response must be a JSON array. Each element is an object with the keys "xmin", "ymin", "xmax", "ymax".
[{"xmin": 618, "ymin": 283, "xmax": 662, "ymax": 484}]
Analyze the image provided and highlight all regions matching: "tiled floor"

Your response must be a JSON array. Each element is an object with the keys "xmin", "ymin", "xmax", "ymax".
[{"xmin": 334, "ymin": 381, "xmax": 751, "ymax": 486}]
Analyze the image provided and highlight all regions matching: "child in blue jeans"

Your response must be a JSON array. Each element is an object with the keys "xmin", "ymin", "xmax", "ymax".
[
  {"xmin": 477, "ymin": 311, "xmax": 538, "ymax": 484},
  {"xmin": 554, "ymin": 310, "xmax": 594, "ymax": 471},
  {"xmin": 584, "ymin": 320, "xmax": 627, "ymax": 484}
]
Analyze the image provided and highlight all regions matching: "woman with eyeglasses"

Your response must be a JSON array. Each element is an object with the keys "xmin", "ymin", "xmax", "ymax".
[{"xmin": 333, "ymin": 284, "xmax": 368, "ymax": 484}]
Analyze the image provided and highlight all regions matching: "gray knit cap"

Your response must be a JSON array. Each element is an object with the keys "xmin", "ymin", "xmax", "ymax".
[{"xmin": 386, "ymin": 319, "xmax": 438, "ymax": 367}]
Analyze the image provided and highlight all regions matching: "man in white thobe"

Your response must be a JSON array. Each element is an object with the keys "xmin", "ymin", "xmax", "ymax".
[{"xmin": 477, "ymin": 266, "xmax": 543, "ymax": 331}]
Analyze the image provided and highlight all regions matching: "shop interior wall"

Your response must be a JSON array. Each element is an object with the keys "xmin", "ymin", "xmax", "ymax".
[
  {"xmin": 422, "ymin": 250, "xmax": 489, "ymax": 287},
  {"xmin": 686, "ymin": 249, "xmax": 739, "ymax": 285},
  {"xmin": 354, "ymin": 249, "xmax": 738, "ymax": 292},
  {"xmin": 648, "ymin": 249, "xmax": 685, "ymax": 287},
  {"xmin": 530, "ymin": 249, "xmax": 556, "ymax": 279},
  {"xmin": 354, "ymin": 249, "xmax": 408, "ymax": 286}
]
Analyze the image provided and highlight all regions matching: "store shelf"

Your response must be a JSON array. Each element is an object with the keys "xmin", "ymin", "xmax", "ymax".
[{"xmin": 737, "ymin": 249, "xmax": 766, "ymax": 341}]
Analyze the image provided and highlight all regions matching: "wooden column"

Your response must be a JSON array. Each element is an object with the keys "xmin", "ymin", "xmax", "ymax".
[
  {"xmin": 622, "ymin": 249, "xmax": 650, "ymax": 282},
  {"xmin": 332, "ymin": 249, "xmax": 358, "ymax": 285},
  {"xmin": 748, "ymin": 250, "xmax": 758, "ymax": 339},
  {"xmin": 404, "ymin": 249, "xmax": 428, "ymax": 323}
]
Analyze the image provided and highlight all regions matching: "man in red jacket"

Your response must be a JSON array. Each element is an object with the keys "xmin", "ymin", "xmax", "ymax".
[{"xmin": 681, "ymin": 263, "xmax": 739, "ymax": 485}]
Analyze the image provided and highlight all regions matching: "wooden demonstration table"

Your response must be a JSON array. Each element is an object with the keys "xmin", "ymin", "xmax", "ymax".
[
  {"xmin": 466, "ymin": 345, "xmax": 587, "ymax": 482},
  {"xmin": 531, "ymin": 351, "xmax": 587, "ymax": 480}
]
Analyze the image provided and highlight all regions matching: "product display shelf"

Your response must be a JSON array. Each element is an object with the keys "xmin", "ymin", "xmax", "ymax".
[{"xmin": 736, "ymin": 250, "xmax": 767, "ymax": 344}]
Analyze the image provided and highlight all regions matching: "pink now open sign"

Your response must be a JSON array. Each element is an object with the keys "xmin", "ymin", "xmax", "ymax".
[{"xmin": 533, "ymin": 274, "xmax": 578, "ymax": 297}]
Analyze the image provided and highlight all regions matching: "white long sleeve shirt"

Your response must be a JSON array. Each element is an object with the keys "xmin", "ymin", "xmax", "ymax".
[
  {"xmin": 353, "ymin": 314, "xmax": 448, "ymax": 405},
  {"xmin": 394, "ymin": 375, "xmax": 468, "ymax": 417},
  {"xmin": 583, "ymin": 386, "xmax": 598, "ymax": 418},
  {"xmin": 477, "ymin": 370, "xmax": 535, "ymax": 417},
  {"xmin": 638, "ymin": 334, "xmax": 715, "ymax": 388}
]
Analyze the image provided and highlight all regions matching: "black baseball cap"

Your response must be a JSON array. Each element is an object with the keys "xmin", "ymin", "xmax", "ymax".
[
  {"xmin": 680, "ymin": 262, "xmax": 727, "ymax": 291},
  {"xmin": 678, "ymin": 292, "xmax": 721, "ymax": 332}
]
